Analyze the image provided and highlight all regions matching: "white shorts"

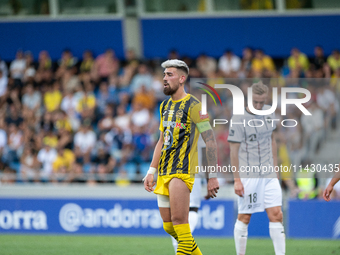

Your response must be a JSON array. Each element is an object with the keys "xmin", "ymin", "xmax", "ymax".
[
  {"xmin": 157, "ymin": 178, "xmax": 202, "ymax": 208},
  {"xmin": 190, "ymin": 178, "xmax": 202, "ymax": 208},
  {"xmin": 238, "ymin": 178, "xmax": 282, "ymax": 214}
]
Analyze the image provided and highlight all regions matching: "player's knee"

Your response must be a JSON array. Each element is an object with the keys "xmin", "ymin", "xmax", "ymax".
[
  {"xmin": 171, "ymin": 214, "xmax": 187, "ymax": 225},
  {"xmin": 269, "ymin": 208, "xmax": 283, "ymax": 222},
  {"xmin": 237, "ymin": 214, "xmax": 251, "ymax": 225}
]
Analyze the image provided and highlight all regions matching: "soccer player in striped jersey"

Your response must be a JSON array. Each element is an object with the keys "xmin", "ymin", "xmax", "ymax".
[
  {"xmin": 143, "ymin": 59, "xmax": 219, "ymax": 255},
  {"xmin": 228, "ymin": 82, "xmax": 285, "ymax": 255}
]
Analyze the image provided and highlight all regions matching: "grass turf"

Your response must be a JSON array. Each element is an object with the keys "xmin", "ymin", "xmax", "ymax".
[{"xmin": 0, "ymin": 235, "xmax": 339, "ymax": 255}]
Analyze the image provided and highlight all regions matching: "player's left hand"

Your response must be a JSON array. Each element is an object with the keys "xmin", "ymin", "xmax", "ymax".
[
  {"xmin": 206, "ymin": 178, "xmax": 219, "ymax": 199},
  {"xmin": 323, "ymin": 185, "xmax": 333, "ymax": 202}
]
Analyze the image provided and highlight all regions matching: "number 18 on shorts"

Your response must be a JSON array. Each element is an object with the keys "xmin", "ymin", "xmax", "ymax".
[{"xmin": 238, "ymin": 178, "xmax": 282, "ymax": 214}]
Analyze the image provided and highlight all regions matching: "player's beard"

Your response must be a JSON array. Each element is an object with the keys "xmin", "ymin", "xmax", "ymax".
[{"xmin": 163, "ymin": 83, "xmax": 179, "ymax": 96}]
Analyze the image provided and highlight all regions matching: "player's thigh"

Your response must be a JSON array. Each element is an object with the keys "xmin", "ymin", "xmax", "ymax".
[
  {"xmin": 264, "ymin": 178, "xmax": 282, "ymax": 209},
  {"xmin": 238, "ymin": 178, "xmax": 265, "ymax": 214},
  {"xmin": 169, "ymin": 177, "xmax": 190, "ymax": 224}
]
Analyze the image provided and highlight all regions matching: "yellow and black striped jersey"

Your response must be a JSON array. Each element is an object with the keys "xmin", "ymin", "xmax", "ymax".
[{"xmin": 158, "ymin": 94, "xmax": 210, "ymax": 176}]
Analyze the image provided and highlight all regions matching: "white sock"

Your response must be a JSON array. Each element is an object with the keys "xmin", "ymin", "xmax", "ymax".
[
  {"xmin": 171, "ymin": 211, "xmax": 199, "ymax": 253},
  {"xmin": 189, "ymin": 211, "xmax": 199, "ymax": 233},
  {"xmin": 269, "ymin": 222, "xmax": 286, "ymax": 255},
  {"xmin": 171, "ymin": 235, "xmax": 178, "ymax": 254},
  {"xmin": 234, "ymin": 220, "xmax": 248, "ymax": 255}
]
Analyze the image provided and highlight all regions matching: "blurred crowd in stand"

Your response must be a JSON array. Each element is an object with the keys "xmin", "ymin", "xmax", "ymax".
[{"xmin": 0, "ymin": 46, "xmax": 339, "ymax": 199}]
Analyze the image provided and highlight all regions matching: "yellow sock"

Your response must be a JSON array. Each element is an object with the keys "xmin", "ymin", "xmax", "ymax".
[
  {"xmin": 174, "ymin": 223, "xmax": 196, "ymax": 255},
  {"xmin": 192, "ymin": 238, "xmax": 202, "ymax": 255},
  {"xmin": 163, "ymin": 222, "xmax": 178, "ymax": 241}
]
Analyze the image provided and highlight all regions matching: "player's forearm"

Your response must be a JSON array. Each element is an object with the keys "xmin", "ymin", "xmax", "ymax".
[
  {"xmin": 201, "ymin": 129, "xmax": 218, "ymax": 176},
  {"xmin": 150, "ymin": 139, "xmax": 163, "ymax": 169},
  {"xmin": 329, "ymin": 171, "xmax": 340, "ymax": 187}
]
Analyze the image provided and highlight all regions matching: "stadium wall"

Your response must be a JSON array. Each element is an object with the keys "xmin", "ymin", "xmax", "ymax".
[
  {"xmin": 141, "ymin": 14, "xmax": 340, "ymax": 59},
  {"xmin": 0, "ymin": 19, "xmax": 125, "ymax": 61}
]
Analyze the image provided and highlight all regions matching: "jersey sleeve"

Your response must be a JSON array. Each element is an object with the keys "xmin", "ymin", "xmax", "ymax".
[
  {"xmin": 159, "ymin": 101, "xmax": 164, "ymax": 132},
  {"xmin": 191, "ymin": 102, "xmax": 211, "ymax": 133},
  {"xmin": 227, "ymin": 115, "xmax": 244, "ymax": 143}
]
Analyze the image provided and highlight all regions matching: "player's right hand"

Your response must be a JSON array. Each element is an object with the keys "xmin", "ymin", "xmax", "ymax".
[
  {"xmin": 234, "ymin": 180, "xmax": 244, "ymax": 197},
  {"xmin": 143, "ymin": 174, "xmax": 156, "ymax": 192},
  {"xmin": 323, "ymin": 185, "xmax": 333, "ymax": 201}
]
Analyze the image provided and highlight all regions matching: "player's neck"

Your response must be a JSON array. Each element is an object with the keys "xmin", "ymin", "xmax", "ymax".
[{"xmin": 171, "ymin": 89, "xmax": 187, "ymax": 102}]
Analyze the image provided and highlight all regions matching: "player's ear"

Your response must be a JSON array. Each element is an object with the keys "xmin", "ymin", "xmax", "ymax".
[{"xmin": 179, "ymin": 74, "xmax": 187, "ymax": 84}]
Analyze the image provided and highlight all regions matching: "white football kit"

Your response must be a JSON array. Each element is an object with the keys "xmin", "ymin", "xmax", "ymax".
[{"xmin": 228, "ymin": 105, "xmax": 282, "ymax": 214}]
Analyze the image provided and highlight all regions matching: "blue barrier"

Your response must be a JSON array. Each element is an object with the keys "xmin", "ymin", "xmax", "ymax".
[
  {"xmin": 141, "ymin": 15, "xmax": 340, "ymax": 59},
  {"xmin": 0, "ymin": 198, "xmax": 234, "ymax": 236},
  {"xmin": 0, "ymin": 20, "xmax": 124, "ymax": 61},
  {"xmin": 1, "ymin": 197, "xmax": 339, "ymax": 238},
  {"xmin": 289, "ymin": 200, "xmax": 340, "ymax": 239}
]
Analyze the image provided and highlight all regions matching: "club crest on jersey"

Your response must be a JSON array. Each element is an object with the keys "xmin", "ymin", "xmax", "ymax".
[
  {"xmin": 248, "ymin": 134, "xmax": 257, "ymax": 141},
  {"xmin": 176, "ymin": 109, "xmax": 184, "ymax": 119},
  {"xmin": 199, "ymin": 111, "xmax": 209, "ymax": 120},
  {"xmin": 265, "ymin": 116, "xmax": 272, "ymax": 123},
  {"xmin": 230, "ymin": 130, "xmax": 235, "ymax": 136}
]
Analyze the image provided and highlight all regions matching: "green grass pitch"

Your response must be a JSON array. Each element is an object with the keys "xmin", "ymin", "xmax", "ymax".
[{"xmin": 0, "ymin": 235, "xmax": 339, "ymax": 255}]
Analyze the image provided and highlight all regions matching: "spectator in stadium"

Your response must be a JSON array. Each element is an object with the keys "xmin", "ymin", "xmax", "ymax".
[
  {"xmin": 98, "ymin": 105, "xmax": 114, "ymax": 134},
  {"xmin": 218, "ymin": 49, "xmax": 241, "ymax": 78},
  {"xmin": 330, "ymin": 67, "xmax": 340, "ymax": 94},
  {"xmin": 0, "ymin": 119, "xmax": 7, "ymax": 162},
  {"xmin": 6, "ymin": 88, "xmax": 22, "ymax": 113},
  {"xmin": 96, "ymin": 81, "xmax": 116, "ymax": 115},
  {"xmin": 312, "ymin": 46, "xmax": 326, "ymax": 71},
  {"xmin": 196, "ymin": 53, "xmax": 217, "ymax": 76},
  {"xmin": 22, "ymin": 83, "xmax": 41, "ymax": 113},
  {"xmin": 130, "ymin": 101, "xmax": 150, "ymax": 129},
  {"xmin": 288, "ymin": 47, "xmax": 309, "ymax": 74},
  {"xmin": 74, "ymin": 119, "xmax": 97, "ymax": 164},
  {"xmin": 327, "ymin": 49, "xmax": 340, "ymax": 72},
  {"xmin": 251, "ymin": 49, "xmax": 275, "ymax": 76},
  {"xmin": 9, "ymin": 49, "xmax": 26, "ymax": 85},
  {"xmin": 6, "ymin": 103, "xmax": 23, "ymax": 127},
  {"xmin": 113, "ymin": 104, "xmax": 131, "ymax": 131},
  {"xmin": 37, "ymin": 50, "xmax": 52, "ymax": 71},
  {"xmin": 0, "ymin": 55, "xmax": 8, "ymax": 77},
  {"xmin": 20, "ymin": 146, "xmax": 39, "ymax": 182},
  {"xmin": 43, "ymin": 130, "xmax": 58, "ymax": 149},
  {"xmin": 130, "ymin": 63, "xmax": 153, "ymax": 93},
  {"xmin": 37, "ymin": 142, "xmax": 57, "ymax": 180},
  {"xmin": 75, "ymin": 84, "xmax": 96, "ymax": 121},
  {"xmin": 44, "ymin": 81, "xmax": 62, "ymax": 113},
  {"xmin": 80, "ymin": 50, "xmax": 94, "ymax": 74},
  {"xmin": 124, "ymin": 48, "xmax": 139, "ymax": 68},
  {"xmin": 61, "ymin": 65, "xmax": 80, "ymax": 92},
  {"xmin": 67, "ymin": 162, "xmax": 86, "ymax": 183},
  {"xmin": 94, "ymin": 48, "xmax": 119, "ymax": 80},
  {"xmin": 0, "ymin": 70, "xmax": 8, "ymax": 101},
  {"xmin": 239, "ymin": 47, "xmax": 253, "ymax": 78},
  {"xmin": 56, "ymin": 49, "xmax": 78, "ymax": 78},
  {"xmin": 132, "ymin": 84, "xmax": 155, "ymax": 110},
  {"xmin": 52, "ymin": 147, "xmax": 75, "ymax": 181},
  {"xmin": 23, "ymin": 51, "xmax": 36, "ymax": 83}
]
